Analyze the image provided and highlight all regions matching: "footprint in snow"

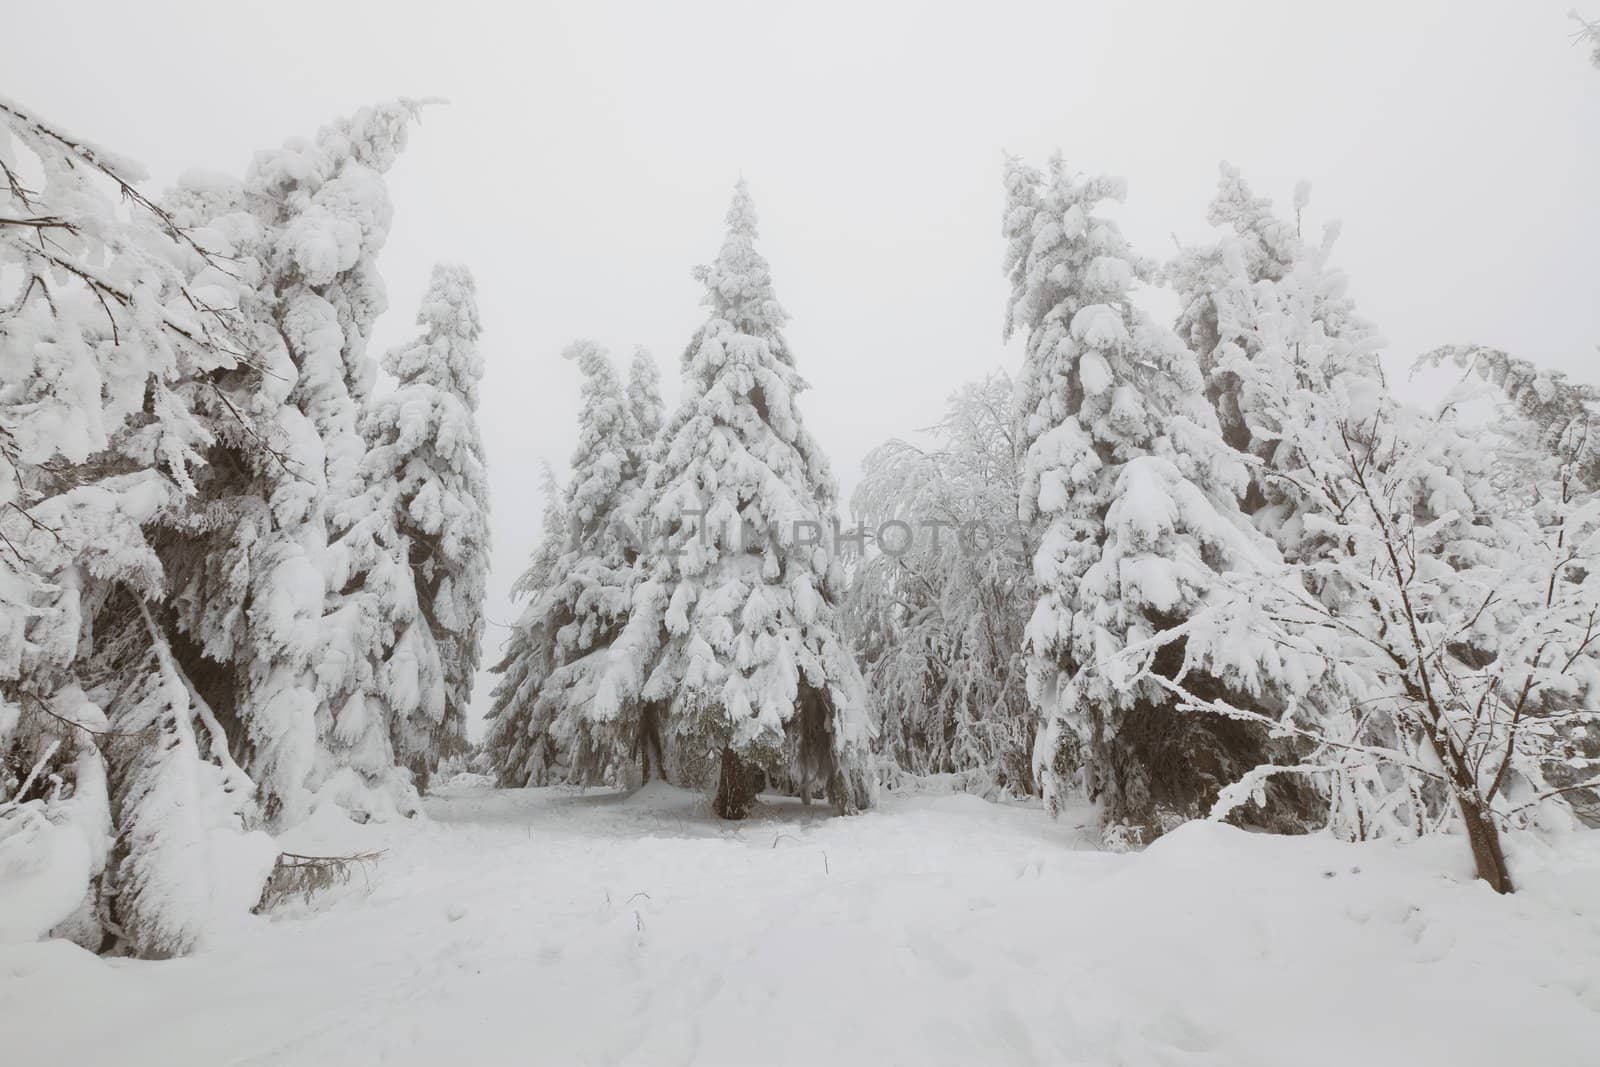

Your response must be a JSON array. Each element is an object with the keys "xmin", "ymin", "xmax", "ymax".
[{"xmin": 905, "ymin": 926, "xmax": 975, "ymax": 980}]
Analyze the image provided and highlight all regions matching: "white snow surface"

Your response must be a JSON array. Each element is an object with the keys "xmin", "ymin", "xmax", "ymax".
[{"xmin": 4, "ymin": 780, "xmax": 1599, "ymax": 1066}]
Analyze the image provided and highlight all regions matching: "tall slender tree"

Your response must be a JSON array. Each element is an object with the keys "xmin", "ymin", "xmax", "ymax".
[
  {"xmin": 484, "ymin": 340, "xmax": 650, "ymax": 787},
  {"xmin": 519, "ymin": 341, "xmax": 648, "ymax": 784},
  {"xmin": 483, "ymin": 465, "xmax": 568, "ymax": 786},
  {"xmin": 333, "ymin": 263, "xmax": 490, "ymax": 796}
]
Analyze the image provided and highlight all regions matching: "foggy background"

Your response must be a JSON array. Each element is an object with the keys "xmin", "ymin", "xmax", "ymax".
[{"xmin": 11, "ymin": 0, "xmax": 1598, "ymax": 735}]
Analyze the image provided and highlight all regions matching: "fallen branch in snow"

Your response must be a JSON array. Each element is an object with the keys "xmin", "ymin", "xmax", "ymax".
[{"xmin": 255, "ymin": 850, "xmax": 387, "ymax": 911}]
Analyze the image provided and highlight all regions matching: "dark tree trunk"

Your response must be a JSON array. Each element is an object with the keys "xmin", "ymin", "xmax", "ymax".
[
  {"xmin": 633, "ymin": 701, "xmax": 667, "ymax": 785},
  {"xmin": 1426, "ymin": 718, "xmax": 1515, "ymax": 894},
  {"xmin": 713, "ymin": 746, "xmax": 759, "ymax": 820},
  {"xmin": 1457, "ymin": 790, "xmax": 1514, "ymax": 893}
]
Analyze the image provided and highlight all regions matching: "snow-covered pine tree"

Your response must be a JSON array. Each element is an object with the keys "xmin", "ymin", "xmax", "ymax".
[
  {"xmin": 158, "ymin": 102, "xmax": 427, "ymax": 825},
  {"xmin": 845, "ymin": 371, "xmax": 1035, "ymax": 792},
  {"xmin": 1169, "ymin": 165, "xmax": 1381, "ymax": 465},
  {"xmin": 1004, "ymin": 156, "xmax": 1291, "ymax": 845},
  {"xmin": 627, "ymin": 346, "xmax": 665, "ymax": 446},
  {"xmin": 484, "ymin": 465, "xmax": 569, "ymax": 786},
  {"xmin": 334, "ymin": 263, "xmax": 489, "ymax": 796},
  {"xmin": 496, "ymin": 340, "xmax": 649, "ymax": 787},
  {"xmin": 1157, "ymin": 168, "xmax": 1389, "ymax": 831},
  {"xmin": 1176, "ymin": 171, "xmax": 1599, "ymax": 846},
  {"xmin": 594, "ymin": 181, "xmax": 874, "ymax": 819},
  {"xmin": 0, "ymin": 96, "xmax": 273, "ymax": 951}
]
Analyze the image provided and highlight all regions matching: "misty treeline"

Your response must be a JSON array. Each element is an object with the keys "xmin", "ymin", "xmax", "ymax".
[
  {"xmin": 481, "ymin": 34, "xmax": 1600, "ymax": 895},
  {"xmin": 482, "ymin": 157, "xmax": 1600, "ymax": 898},
  {"xmin": 3, "ymin": 35, "xmax": 1598, "ymax": 959}
]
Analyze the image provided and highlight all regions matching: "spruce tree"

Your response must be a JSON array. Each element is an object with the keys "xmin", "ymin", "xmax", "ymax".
[
  {"xmin": 159, "ymin": 102, "xmax": 426, "ymax": 824},
  {"xmin": 104, "ymin": 607, "xmax": 275, "ymax": 957},
  {"xmin": 1005, "ymin": 157, "xmax": 1286, "ymax": 845},
  {"xmin": 336, "ymin": 263, "xmax": 490, "ymax": 794},
  {"xmin": 520, "ymin": 341, "xmax": 647, "ymax": 784},
  {"xmin": 483, "ymin": 465, "xmax": 569, "ymax": 786},
  {"xmin": 1169, "ymin": 164, "xmax": 1382, "ymax": 496},
  {"xmin": 1158, "ymin": 169, "xmax": 1388, "ymax": 834},
  {"xmin": 596, "ymin": 181, "xmax": 874, "ymax": 818},
  {"xmin": 0, "ymin": 97, "xmax": 274, "ymax": 951},
  {"xmin": 627, "ymin": 346, "xmax": 665, "ymax": 446},
  {"xmin": 485, "ymin": 341, "xmax": 645, "ymax": 787}
]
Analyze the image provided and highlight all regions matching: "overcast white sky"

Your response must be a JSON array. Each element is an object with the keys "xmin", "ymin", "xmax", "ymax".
[{"xmin": 11, "ymin": 0, "xmax": 1599, "ymax": 732}]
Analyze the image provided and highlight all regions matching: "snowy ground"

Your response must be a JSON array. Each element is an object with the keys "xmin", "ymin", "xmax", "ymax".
[{"xmin": 5, "ymin": 780, "xmax": 1600, "ymax": 1067}]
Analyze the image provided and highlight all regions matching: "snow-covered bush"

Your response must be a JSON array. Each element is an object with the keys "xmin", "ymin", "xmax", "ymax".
[{"xmin": 1129, "ymin": 234, "xmax": 1600, "ymax": 891}]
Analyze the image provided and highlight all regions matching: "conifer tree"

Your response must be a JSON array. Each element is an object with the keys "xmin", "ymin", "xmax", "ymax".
[
  {"xmin": 483, "ymin": 464, "xmax": 568, "ymax": 787},
  {"xmin": 595, "ymin": 182, "xmax": 874, "ymax": 818},
  {"xmin": 159, "ymin": 102, "xmax": 426, "ymax": 824},
  {"xmin": 1169, "ymin": 164, "xmax": 1383, "ymax": 500},
  {"xmin": 336, "ymin": 263, "xmax": 490, "ymax": 794},
  {"xmin": 512, "ymin": 341, "xmax": 648, "ymax": 785},
  {"xmin": 1417, "ymin": 344, "xmax": 1600, "ymax": 491},
  {"xmin": 484, "ymin": 340, "xmax": 646, "ymax": 788},
  {"xmin": 1154, "ymin": 242, "xmax": 1600, "ymax": 890},
  {"xmin": 1004, "ymin": 157, "xmax": 1287, "ymax": 844},
  {"xmin": 0, "ymin": 96, "xmax": 272, "ymax": 950},
  {"xmin": 104, "ymin": 606, "xmax": 275, "ymax": 957},
  {"xmin": 627, "ymin": 347, "xmax": 665, "ymax": 446}
]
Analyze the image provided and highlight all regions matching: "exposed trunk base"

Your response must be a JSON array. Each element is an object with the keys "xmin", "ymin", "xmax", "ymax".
[
  {"xmin": 635, "ymin": 701, "xmax": 667, "ymax": 785},
  {"xmin": 713, "ymin": 746, "xmax": 759, "ymax": 820},
  {"xmin": 1459, "ymin": 793, "xmax": 1514, "ymax": 894}
]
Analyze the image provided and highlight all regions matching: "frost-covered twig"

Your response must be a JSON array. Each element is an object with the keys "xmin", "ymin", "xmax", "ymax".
[
  {"xmin": 1208, "ymin": 763, "xmax": 1344, "ymax": 822},
  {"xmin": 3, "ymin": 739, "xmax": 60, "ymax": 806},
  {"xmin": 0, "ymin": 94, "xmax": 236, "ymax": 268}
]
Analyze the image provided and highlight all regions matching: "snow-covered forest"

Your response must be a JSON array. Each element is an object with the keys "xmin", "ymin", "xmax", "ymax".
[{"xmin": 4, "ymin": 4, "xmax": 1600, "ymax": 1064}]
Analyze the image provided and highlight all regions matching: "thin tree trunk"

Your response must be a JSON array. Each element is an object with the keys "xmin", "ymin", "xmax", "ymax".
[{"xmin": 1456, "ymin": 789, "xmax": 1514, "ymax": 893}]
